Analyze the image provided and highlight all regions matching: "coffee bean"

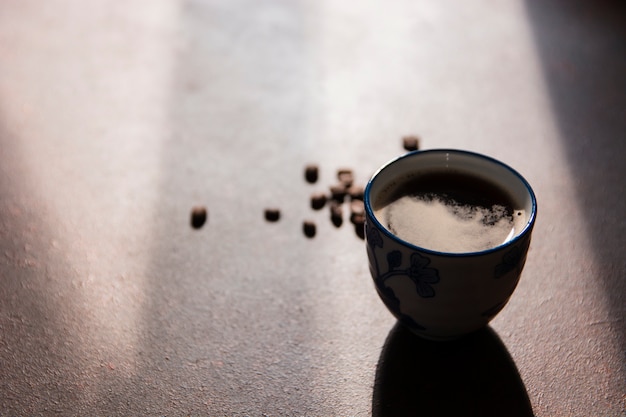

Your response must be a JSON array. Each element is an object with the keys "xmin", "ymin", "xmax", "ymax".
[
  {"xmin": 350, "ymin": 200, "xmax": 365, "ymax": 224},
  {"xmin": 264, "ymin": 208, "xmax": 281, "ymax": 222},
  {"xmin": 329, "ymin": 184, "xmax": 348, "ymax": 203},
  {"xmin": 348, "ymin": 185, "xmax": 364, "ymax": 201},
  {"xmin": 337, "ymin": 169, "xmax": 354, "ymax": 187},
  {"xmin": 303, "ymin": 220, "xmax": 316, "ymax": 238},
  {"xmin": 402, "ymin": 135, "xmax": 420, "ymax": 151},
  {"xmin": 350, "ymin": 199, "xmax": 366, "ymax": 239},
  {"xmin": 354, "ymin": 222, "xmax": 365, "ymax": 240},
  {"xmin": 190, "ymin": 206, "xmax": 208, "ymax": 229},
  {"xmin": 351, "ymin": 211, "xmax": 365, "ymax": 225},
  {"xmin": 305, "ymin": 164, "xmax": 319, "ymax": 184},
  {"xmin": 330, "ymin": 201, "xmax": 343, "ymax": 228},
  {"xmin": 310, "ymin": 192, "xmax": 327, "ymax": 210}
]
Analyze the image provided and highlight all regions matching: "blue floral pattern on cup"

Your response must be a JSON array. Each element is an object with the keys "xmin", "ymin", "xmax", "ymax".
[
  {"xmin": 367, "ymin": 223, "xmax": 440, "ymax": 332},
  {"xmin": 367, "ymin": 224, "xmax": 440, "ymax": 298},
  {"xmin": 364, "ymin": 149, "xmax": 536, "ymax": 339},
  {"xmin": 494, "ymin": 236, "xmax": 530, "ymax": 279},
  {"xmin": 366, "ymin": 223, "xmax": 441, "ymax": 333}
]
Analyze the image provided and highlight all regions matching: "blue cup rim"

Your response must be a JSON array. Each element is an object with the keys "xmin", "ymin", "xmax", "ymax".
[{"xmin": 364, "ymin": 149, "xmax": 537, "ymax": 258}]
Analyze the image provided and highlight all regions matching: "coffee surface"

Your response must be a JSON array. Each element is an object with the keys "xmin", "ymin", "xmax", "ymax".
[{"xmin": 374, "ymin": 170, "xmax": 525, "ymax": 253}]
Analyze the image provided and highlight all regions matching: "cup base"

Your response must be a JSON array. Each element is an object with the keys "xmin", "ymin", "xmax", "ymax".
[{"xmin": 403, "ymin": 322, "xmax": 486, "ymax": 342}]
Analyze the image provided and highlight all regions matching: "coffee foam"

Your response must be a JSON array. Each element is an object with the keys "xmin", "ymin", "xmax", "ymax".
[{"xmin": 375, "ymin": 194, "xmax": 526, "ymax": 253}]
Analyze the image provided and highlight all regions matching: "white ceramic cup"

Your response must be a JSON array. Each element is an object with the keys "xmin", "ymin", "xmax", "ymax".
[{"xmin": 364, "ymin": 149, "xmax": 537, "ymax": 340}]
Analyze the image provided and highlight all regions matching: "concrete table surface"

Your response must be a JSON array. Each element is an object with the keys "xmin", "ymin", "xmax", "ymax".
[{"xmin": 1, "ymin": 0, "xmax": 624, "ymax": 415}]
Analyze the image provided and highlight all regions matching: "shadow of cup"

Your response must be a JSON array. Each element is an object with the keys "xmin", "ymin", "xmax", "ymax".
[{"xmin": 372, "ymin": 323, "xmax": 534, "ymax": 417}]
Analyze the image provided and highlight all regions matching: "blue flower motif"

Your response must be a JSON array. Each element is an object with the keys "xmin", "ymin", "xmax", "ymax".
[
  {"xmin": 367, "ymin": 225, "xmax": 439, "ymax": 332},
  {"xmin": 366, "ymin": 223, "xmax": 384, "ymax": 249},
  {"xmin": 407, "ymin": 253, "xmax": 440, "ymax": 298},
  {"xmin": 387, "ymin": 250, "xmax": 402, "ymax": 270},
  {"xmin": 377, "ymin": 284, "xmax": 400, "ymax": 307},
  {"xmin": 374, "ymin": 251, "xmax": 440, "ymax": 299},
  {"xmin": 494, "ymin": 238, "xmax": 529, "ymax": 279}
]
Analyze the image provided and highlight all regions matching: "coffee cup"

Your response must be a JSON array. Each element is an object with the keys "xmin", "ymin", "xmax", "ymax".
[{"xmin": 364, "ymin": 149, "xmax": 537, "ymax": 340}]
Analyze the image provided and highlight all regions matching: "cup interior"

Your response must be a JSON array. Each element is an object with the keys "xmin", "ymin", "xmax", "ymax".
[{"xmin": 365, "ymin": 149, "xmax": 537, "ymax": 254}]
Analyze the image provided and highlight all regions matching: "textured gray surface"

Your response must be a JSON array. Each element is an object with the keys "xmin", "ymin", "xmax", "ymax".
[{"xmin": 1, "ymin": 0, "xmax": 624, "ymax": 415}]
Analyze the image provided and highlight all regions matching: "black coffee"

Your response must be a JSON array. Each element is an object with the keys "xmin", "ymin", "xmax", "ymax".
[{"xmin": 373, "ymin": 170, "xmax": 525, "ymax": 253}]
